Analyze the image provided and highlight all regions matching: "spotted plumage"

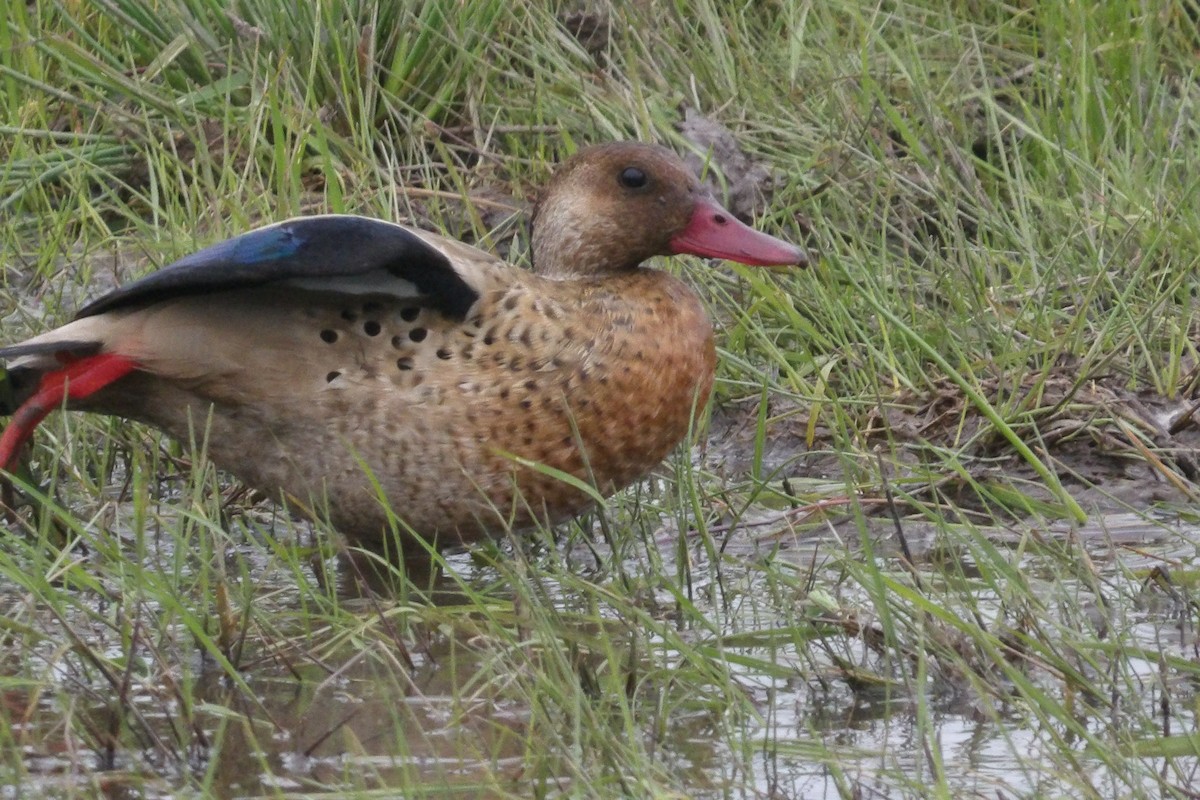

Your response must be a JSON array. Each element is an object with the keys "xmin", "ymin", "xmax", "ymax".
[{"xmin": 0, "ymin": 142, "xmax": 806, "ymax": 562}]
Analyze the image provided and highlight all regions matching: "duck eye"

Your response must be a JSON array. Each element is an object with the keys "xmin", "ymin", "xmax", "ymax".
[{"xmin": 618, "ymin": 166, "xmax": 647, "ymax": 189}]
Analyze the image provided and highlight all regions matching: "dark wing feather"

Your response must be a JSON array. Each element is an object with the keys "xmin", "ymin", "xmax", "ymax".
[
  {"xmin": 0, "ymin": 340, "xmax": 101, "ymax": 360},
  {"xmin": 76, "ymin": 215, "xmax": 480, "ymax": 321}
]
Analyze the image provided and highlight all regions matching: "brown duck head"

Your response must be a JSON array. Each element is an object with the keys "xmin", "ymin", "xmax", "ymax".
[{"xmin": 530, "ymin": 142, "xmax": 807, "ymax": 279}]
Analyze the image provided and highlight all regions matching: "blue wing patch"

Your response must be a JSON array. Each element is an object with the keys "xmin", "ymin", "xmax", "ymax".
[{"xmin": 224, "ymin": 227, "xmax": 303, "ymax": 264}]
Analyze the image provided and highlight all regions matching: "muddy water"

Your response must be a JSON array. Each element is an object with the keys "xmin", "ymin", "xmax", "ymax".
[{"xmin": 1, "ymin": 506, "xmax": 1197, "ymax": 798}]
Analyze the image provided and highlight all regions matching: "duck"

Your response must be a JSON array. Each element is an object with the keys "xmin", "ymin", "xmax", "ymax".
[{"xmin": 0, "ymin": 142, "xmax": 806, "ymax": 562}]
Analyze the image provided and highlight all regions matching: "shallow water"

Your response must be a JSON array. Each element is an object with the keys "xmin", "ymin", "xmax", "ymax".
[{"xmin": 2, "ymin": 502, "xmax": 1198, "ymax": 799}]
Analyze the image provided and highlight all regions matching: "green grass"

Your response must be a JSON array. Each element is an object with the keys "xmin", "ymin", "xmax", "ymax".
[{"xmin": 3, "ymin": 0, "xmax": 1200, "ymax": 797}]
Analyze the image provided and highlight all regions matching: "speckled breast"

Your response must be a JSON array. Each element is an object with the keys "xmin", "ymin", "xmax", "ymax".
[{"xmin": 352, "ymin": 267, "xmax": 718, "ymax": 545}]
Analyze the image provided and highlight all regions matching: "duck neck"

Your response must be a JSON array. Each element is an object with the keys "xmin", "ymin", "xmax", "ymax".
[{"xmin": 530, "ymin": 197, "xmax": 642, "ymax": 280}]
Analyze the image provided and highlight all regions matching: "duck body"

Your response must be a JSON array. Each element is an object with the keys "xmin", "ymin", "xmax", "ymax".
[
  {"xmin": 0, "ymin": 143, "xmax": 804, "ymax": 556},
  {"xmin": 47, "ymin": 227, "xmax": 717, "ymax": 547}
]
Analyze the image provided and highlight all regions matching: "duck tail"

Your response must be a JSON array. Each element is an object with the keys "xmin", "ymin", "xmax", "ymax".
[{"xmin": 0, "ymin": 349, "xmax": 138, "ymax": 470}]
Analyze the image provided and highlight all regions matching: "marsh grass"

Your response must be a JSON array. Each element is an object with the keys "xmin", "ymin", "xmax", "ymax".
[{"xmin": 3, "ymin": 0, "xmax": 1200, "ymax": 797}]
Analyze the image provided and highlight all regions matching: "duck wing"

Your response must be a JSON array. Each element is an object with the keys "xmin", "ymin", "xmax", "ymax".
[{"xmin": 78, "ymin": 215, "xmax": 482, "ymax": 322}]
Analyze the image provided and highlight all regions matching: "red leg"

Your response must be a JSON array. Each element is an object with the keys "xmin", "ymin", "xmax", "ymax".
[{"xmin": 0, "ymin": 353, "xmax": 139, "ymax": 470}]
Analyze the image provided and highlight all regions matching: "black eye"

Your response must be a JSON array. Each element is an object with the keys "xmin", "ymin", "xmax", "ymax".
[{"xmin": 618, "ymin": 166, "xmax": 647, "ymax": 189}]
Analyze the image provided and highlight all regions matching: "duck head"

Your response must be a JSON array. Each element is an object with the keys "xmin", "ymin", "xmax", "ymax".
[{"xmin": 530, "ymin": 142, "xmax": 808, "ymax": 279}]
